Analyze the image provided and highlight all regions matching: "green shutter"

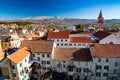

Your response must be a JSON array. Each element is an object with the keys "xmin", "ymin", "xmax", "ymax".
[
  {"xmin": 38, "ymin": 57, "xmax": 40, "ymax": 61},
  {"xmin": 20, "ymin": 63, "xmax": 22, "ymax": 67},
  {"xmin": 25, "ymin": 59, "xmax": 27, "ymax": 62}
]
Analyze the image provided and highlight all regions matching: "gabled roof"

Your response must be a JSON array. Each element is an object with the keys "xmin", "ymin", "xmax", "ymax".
[
  {"xmin": 20, "ymin": 40, "xmax": 53, "ymax": 53},
  {"xmin": 93, "ymin": 44, "xmax": 120, "ymax": 58},
  {"xmin": 48, "ymin": 31, "xmax": 69, "ymax": 39},
  {"xmin": 69, "ymin": 37, "xmax": 95, "ymax": 43},
  {"xmin": 93, "ymin": 31, "xmax": 111, "ymax": 40},
  {"xmin": 8, "ymin": 47, "xmax": 30, "ymax": 64},
  {"xmin": 53, "ymin": 48, "xmax": 92, "ymax": 61}
]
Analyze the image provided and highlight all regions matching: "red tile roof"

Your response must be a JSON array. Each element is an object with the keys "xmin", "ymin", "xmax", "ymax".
[
  {"xmin": 69, "ymin": 37, "xmax": 95, "ymax": 43},
  {"xmin": 70, "ymin": 31, "xmax": 94, "ymax": 34},
  {"xmin": 32, "ymin": 37, "xmax": 41, "ymax": 40},
  {"xmin": 26, "ymin": 33, "xmax": 38, "ymax": 38},
  {"xmin": 93, "ymin": 44, "xmax": 120, "ymax": 58},
  {"xmin": 32, "ymin": 36, "xmax": 47, "ymax": 40},
  {"xmin": 8, "ymin": 47, "xmax": 30, "ymax": 64},
  {"xmin": 93, "ymin": 31, "xmax": 111, "ymax": 40},
  {"xmin": 48, "ymin": 31, "xmax": 69, "ymax": 39},
  {"xmin": 53, "ymin": 48, "xmax": 92, "ymax": 61},
  {"xmin": 20, "ymin": 40, "xmax": 53, "ymax": 53}
]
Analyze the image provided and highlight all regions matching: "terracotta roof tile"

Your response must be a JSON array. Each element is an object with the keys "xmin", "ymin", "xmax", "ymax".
[
  {"xmin": 48, "ymin": 31, "xmax": 69, "ymax": 39},
  {"xmin": 20, "ymin": 40, "xmax": 53, "ymax": 53},
  {"xmin": 32, "ymin": 36, "xmax": 47, "ymax": 40},
  {"xmin": 69, "ymin": 37, "xmax": 95, "ymax": 43},
  {"xmin": 93, "ymin": 44, "xmax": 120, "ymax": 58},
  {"xmin": 8, "ymin": 47, "xmax": 30, "ymax": 64},
  {"xmin": 26, "ymin": 33, "xmax": 38, "ymax": 38},
  {"xmin": 93, "ymin": 31, "xmax": 111, "ymax": 40},
  {"xmin": 53, "ymin": 48, "xmax": 92, "ymax": 61}
]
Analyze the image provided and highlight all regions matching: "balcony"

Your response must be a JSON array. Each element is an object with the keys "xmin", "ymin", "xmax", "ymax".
[{"xmin": 27, "ymin": 59, "xmax": 41, "ymax": 68}]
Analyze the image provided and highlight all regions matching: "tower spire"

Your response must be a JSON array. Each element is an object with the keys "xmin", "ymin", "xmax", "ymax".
[{"xmin": 98, "ymin": 9, "xmax": 103, "ymax": 18}]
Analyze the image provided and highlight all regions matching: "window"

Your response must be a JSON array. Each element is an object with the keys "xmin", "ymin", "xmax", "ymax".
[
  {"xmin": 61, "ymin": 44, "xmax": 63, "ymax": 46},
  {"xmin": 98, "ymin": 59, "xmax": 101, "ymax": 62},
  {"xmin": 78, "ymin": 44, "xmax": 81, "ymax": 46},
  {"xmin": 84, "ymin": 68, "xmax": 89, "ymax": 72},
  {"xmin": 57, "ymin": 44, "xmax": 59, "ymax": 46},
  {"xmin": 103, "ymin": 73, "xmax": 108, "ymax": 77},
  {"xmin": 114, "ymin": 69, "xmax": 117, "ymax": 73},
  {"xmin": 33, "ymin": 54, "xmax": 35, "ymax": 57},
  {"xmin": 96, "ymin": 72, "xmax": 101, "ymax": 77},
  {"xmin": 65, "ymin": 44, "xmax": 68, "ymax": 46},
  {"xmin": 5, "ymin": 44, "xmax": 7, "ymax": 46},
  {"xmin": 25, "ymin": 59, "xmax": 27, "ymax": 62},
  {"xmin": 42, "ymin": 54, "xmax": 44, "ymax": 57},
  {"xmin": 115, "ymin": 62, "xmax": 118, "ymax": 67},
  {"xmin": 104, "ymin": 66, "xmax": 109, "ymax": 70},
  {"xmin": 69, "ymin": 44, "xmax": 72, "ymax": 46},
  {"xmin": 106, "ymin": 59, "xmax": 109, "ymax": 62},
  {"xmin": 82, "ymin": 44, "xmax": 86, "ymax": 46},
  {"xmin": 12, "ymin": 65, "xmax": 15, "ymax": 69},
  {"xmin": 61, "ymin": 40, "xmax": 63, "ymax": 42},
  {"xmin": 42, "ymin": 61, "xmax": 46, "ymax": 64},
  {"xmin": 38, "ymin": 57, "xmax": 40, "ymax": 61},
  {"xmin": 76, "ymin": 68, "xmax": 81, "ymax": 72},
  {"xmin": 20, "ymin": 63, "xmax": 22, "ymax": 67},
  {"xmin": 74, "ymin": 44, "xmax": 76, "ymax": 46},
  {"xmin": 65, "ymin": 39, "xmax": 67, "ymax": 42},
  {"xmin": 47, "ymin": 54, "xmax": 49, "ymax": 58},
  {"xmin": 13, "ymin": 73, "xmax": 16, "ymax": 77},
  {"xmin": 109, "ymin": 42, "xmax": 114, "ymax": 44},
  {"xmin": 96, "ymin": 65, "xmax": 101, "ymax": 70},
  {"xmin": 57, "ymin": 39, "xmax": 59, "ymax": 42},
  {"xmin": 47, "ymin": 61, "xmax": 50, "ymax": 64},
  {"xmin": 68, "ymin": 68, "xmax": 73, "ymax": 72}
]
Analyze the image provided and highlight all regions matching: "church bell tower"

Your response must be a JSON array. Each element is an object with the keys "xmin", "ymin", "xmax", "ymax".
[{"xmin": 97, "ymin": 10, "xmax": 104, "ymax": 29}]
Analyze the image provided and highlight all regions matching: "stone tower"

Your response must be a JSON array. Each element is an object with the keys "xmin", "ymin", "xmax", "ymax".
[{"xmin": 97, "ymin": 10, "xmax": 104, "ymax": 29}]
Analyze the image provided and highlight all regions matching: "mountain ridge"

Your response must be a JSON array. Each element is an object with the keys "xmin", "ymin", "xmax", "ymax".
[{"xmin": 1, "ymin": 16, "xmax": 120, "ymax": 24}]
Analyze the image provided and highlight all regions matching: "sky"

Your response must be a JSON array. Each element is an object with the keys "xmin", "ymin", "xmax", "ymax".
[{"xmin": 0, "ymin": 0, "xmax": 120, "ymax": 20}]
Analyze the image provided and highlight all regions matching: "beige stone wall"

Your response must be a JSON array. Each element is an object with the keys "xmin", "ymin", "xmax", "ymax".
[{"xmin": 1, "ymin": 67, "xmax": 9, "ymax": 76}]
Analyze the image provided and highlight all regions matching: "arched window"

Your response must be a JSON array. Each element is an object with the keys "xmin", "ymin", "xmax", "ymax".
[{"xmin": 109, "ymin": 42, "xmax": 114, "ymax": 44}]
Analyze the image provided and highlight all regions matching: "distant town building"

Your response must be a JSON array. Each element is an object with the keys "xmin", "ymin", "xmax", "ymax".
[
  {"xmin": 0, "ymin": 33, "xmax": 21, "ymax": 49},
  {"xmin": 66, "ymin": 25, "xmax": 76, "ymax": 31}
]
